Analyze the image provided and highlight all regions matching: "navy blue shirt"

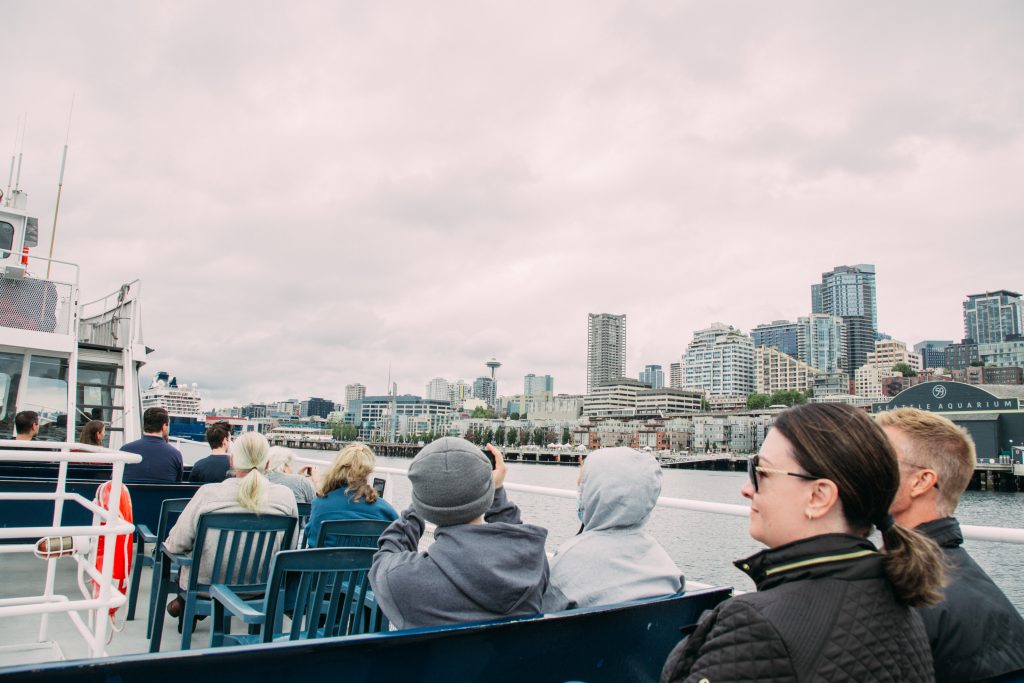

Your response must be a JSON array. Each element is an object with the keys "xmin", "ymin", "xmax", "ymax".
[
  {"xmin": 121, "ymin": 435, "xmax": 183, "ymax": 483},
  {"xmin": 188, "ymin": 454, "xmax": 231, "ymax": 483}
]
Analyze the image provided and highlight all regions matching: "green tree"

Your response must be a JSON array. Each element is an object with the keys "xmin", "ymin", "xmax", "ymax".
[
  {"xmin": 700, "ymin": 397, "xmax": 710, "ymax": 411},
  {"xmin": 532, "ymin": 427, "xmax": 546, "ymax": 446},
  {"xmin": 494, "ymin": 425, "xmax": 506, "ymax": 446},
  {"xmin": 483, "ymin": 427, "xmax": 495, "ymax": 446},
  {"xmin": 892, "ymin": 362, "xmax": 918, "ymax": 377},
  {"xmin": 768, "ymin": 389, "xmax": 807, "ymax": 407},
  {"xmin": 561, "ymin": 427, "xmax": 571, "ymax": 445},
  {"xmin": 508, "ymin": 412, "xmax": 520, "ymax": 421},
  {"xmin": 746, "ymin": 393, "xmax": 771, "ymax": 410}
]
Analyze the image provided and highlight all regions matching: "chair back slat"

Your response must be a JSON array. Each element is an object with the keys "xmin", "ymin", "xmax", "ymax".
[
  {"xmin": 315, "ymin": 519, "xmax": 391, "ymax": 549},
  {"xmin": 156, "ymin": 498, "xmax": 191, "ymax": 540},
  {"xmin": 189, "ymin": 514, "xmax": 297, "ymax": 592}
]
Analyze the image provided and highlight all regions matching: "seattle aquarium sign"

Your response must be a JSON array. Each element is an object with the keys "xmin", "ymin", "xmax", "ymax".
[{"xmin": 872, "ymin": 382, "xmax": 1020, "ymax": 414}]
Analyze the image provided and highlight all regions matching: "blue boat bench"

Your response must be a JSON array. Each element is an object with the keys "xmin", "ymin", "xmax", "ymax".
[{"xmin": 0, "ymin": 586, "xmax": 731, "ymax": 683}]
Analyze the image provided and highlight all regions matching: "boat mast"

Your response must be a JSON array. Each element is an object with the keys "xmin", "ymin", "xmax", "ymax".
[{"xmin": 46, "ymin": 96, "xmax": 74, "ymax": 279}]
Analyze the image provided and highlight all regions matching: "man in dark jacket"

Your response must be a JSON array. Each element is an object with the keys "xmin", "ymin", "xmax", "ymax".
[
  {"xmin": 188, "ymin": 421, "xmax": 232, "ymax": 483},
  {"xmin": 880, "ymin": 408, "xmax": 1024, "ymax": 683},
  {"xmin": 121, "ymin": 407, "xmax": 183, "ymax": 483}
]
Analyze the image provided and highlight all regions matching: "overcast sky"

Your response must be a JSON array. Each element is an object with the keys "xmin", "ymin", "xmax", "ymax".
[{"xmin": 3, "ymin": 2, "xmax": 1023, "ymax": 408}]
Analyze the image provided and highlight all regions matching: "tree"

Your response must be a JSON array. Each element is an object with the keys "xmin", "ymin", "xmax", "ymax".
[
  {"xmin": 532, "ymin": 427, "xmax": 546, "ymax": 446},
  {"xmin": 506, "ymin": 428, "xmax": 518, "ymax": 447},
  {"xmin": 471, "ymin": 406, "xmax": 496, "ymax": 418},
  {"xmin": 769, "ymin": 389, "xmax": 806, "ymax": 407},
  {"xmin": 508, "ymin": 412, "xmax": 520, "ymax": 421},
  {"xmin": 892, "ymin": 362, "xmax": 918, "ymax": 377},
  {"xmin": 746, "ymin": 393, "xmax": 771, "ymax": 410},
  {"xmin": 494, "ymin": 425, "xmax": 506, "ymax": 446},
  {"xmin": 483, "ymin": 427, "xmax": 495, "ymax": 446},
  {"xmin": 561, "ymin": 427, "xmax": 571, "ymax": 445},
  {"xmin": 700, "ymin": 397, "xmax": 710, "ymax": 411}
]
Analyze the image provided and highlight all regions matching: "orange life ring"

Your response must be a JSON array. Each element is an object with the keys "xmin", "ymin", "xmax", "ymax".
[{"xmin": 93, "ymin": 481, "xmax": 134, "ymax": 617}]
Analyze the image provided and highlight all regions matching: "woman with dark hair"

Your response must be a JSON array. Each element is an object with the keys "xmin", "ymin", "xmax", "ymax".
[
  {"xmin": 662, "ymin": 403, "xmax": 945, "ymax": 683},
  {"xmin": 78, "ymin": 420, "xmax": 105, "ymax": 447}
]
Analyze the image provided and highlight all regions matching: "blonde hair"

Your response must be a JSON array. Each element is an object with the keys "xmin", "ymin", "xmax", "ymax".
[
  {"xmin": 231, "ymin": 432, "xmax": 272, "ymax": 512},
  {"xmin": 317, "ymin": 442, "xmax": 377, "ymax": 503},
  {"xmin": 876, "ymin": 408, "xmax": 976, "ymax": 515},
  {"xmin": 267, "ymin": 446, "xmax": 296, "ymax": 474}
]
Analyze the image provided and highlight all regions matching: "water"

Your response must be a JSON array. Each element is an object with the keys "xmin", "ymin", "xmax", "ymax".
[{"xmin": 186, "ymin": 444, "xmax": 1024, "ymax": 613}]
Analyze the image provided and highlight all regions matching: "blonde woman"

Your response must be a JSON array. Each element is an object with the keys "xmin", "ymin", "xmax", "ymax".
[
  {"xmin": 306, "ymin": 442, "xmax": 398, "ymax": 547},
  {"xmin": 164, "ymin": 432, "xmax": 297, "ymax": 617}
]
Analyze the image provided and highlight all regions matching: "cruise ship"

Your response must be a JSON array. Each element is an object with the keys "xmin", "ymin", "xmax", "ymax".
[{"xmin": 141, "ymin": 371, "xmax": 205, "ymax": 440}]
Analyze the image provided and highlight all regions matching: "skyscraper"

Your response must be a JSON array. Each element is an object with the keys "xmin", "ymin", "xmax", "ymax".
[
  {"xmin": 425, "ymin": 377, "xmax": 450, "ymax": 402},
  {"xmin": 751, "ymin": 320, "xmax": 799, "ymax": 358},
  {"xmin": 472, "ymin": 376, "xmax": 496, "ymax": 408},
  {"xmin": 914, "ymin": 340, "xmax": 952, "ymax": 370},
  {"xmin": 963, "ymin": 290, "xmax": 1023, "ymax": 344},
  {"xmin": 669, "ymin": 362, "xmax": 682, "ymax": 389},
  {"xmin": 344, "ymin": 383, "xmax": 366, "ymax": 410},
  {"xmin": 638, "ymin": 364, "xmax": 665, "ymax": 389},
  {"xmin": 796, "ymin": 314, "xmax": 846, "ymax": 374},
  {"xmin": 681, "ymin": 323, "xmax": 754, "ymax": 396},
  {"xmin": 587, "ymin": 313, "xmax": 627, "ymax": 393},
  {"xmin": 813, "ymin": 264, "xmax": 877, "ymax": 372},
  {"xmin": 523, "ymin": 373, "xmax": 554, "ymax": 398}
]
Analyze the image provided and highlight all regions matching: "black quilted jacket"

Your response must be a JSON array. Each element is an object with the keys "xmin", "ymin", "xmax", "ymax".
[{"xmin": 661, "ymin": 534, "xmax": 935, "ymax": 683}]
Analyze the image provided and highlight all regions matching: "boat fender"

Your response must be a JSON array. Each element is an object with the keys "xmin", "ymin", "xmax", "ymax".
[
  {"xmin": 92, "ymin": 481, "xmax": 135, "ymax": 616},
  {"xmin": 21, "ymin": 246, "xmax": 28, "ymax": 265}
]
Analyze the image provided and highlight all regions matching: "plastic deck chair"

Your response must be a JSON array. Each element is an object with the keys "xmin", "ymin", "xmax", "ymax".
[
  {"xmin": 149, "ymin": 512, "xmax": 297, "ymax": 652},
  {"xmin": 295, "ymin": 502, "xmax": 311, "ymax": 548},
  {"xmin": 126, "ymin": 498, "xmax": 190, "ymax": 631},
  {"xmin": 210, "ymin": 547, "xmax": 386, "ymax": 647},
  {"xmin": 312, "ymin": 519, "xmax": 391, "ymax": 549}
]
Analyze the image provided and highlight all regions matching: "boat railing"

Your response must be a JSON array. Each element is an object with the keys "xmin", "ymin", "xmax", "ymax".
[
  {"xmin": 0, "ymin": 440, "xmax": 141, "ymax": 660},
  {"xmin": 289, "ymin": 455, "xmax": 1024, "ymax": 546},
  {"xmin": 0, "ymin": 253, "xmax": 79, "ymax": 339},
  {"xmin": 79, "ymin": 279, "xmax": 143, "ymax": 349}
]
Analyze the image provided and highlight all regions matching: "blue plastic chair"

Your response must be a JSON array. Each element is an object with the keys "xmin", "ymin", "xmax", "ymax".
[
  {"xmin": 295, "ymin": 502, "xmax": 311, "ymax": 548},
  {"xmin": 209, "ymin": 547, "xmax": 386, "ymax": 647},
  {"xmin": 148, "ymin": 512, "xmax": 297, "ymax": 652},
  {"xmin": 125, "ymin": 497, "xmax": 189, "ymax": 630},
  {"xmin": 312, "ymin": 518, "xmax": 391, "ymax": 549}
]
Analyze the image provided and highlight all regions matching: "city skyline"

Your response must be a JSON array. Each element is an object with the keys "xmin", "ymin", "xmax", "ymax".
[{"xmin": 4, "ymin": 3, "xmax": 1023, "ymax": 406}]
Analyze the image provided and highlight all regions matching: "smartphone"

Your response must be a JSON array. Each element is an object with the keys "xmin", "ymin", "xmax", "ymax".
[
  {"xmin": 481, "ymin": 444, "xmax": 496, "ymax": 470},
  {"xmin": 372, "ymin": 477, "xmax": 386, "ymax": 498}
]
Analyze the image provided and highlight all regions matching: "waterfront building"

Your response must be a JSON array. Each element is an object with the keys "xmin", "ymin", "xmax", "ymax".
[
  {"xmin": 425, "ymin": 377, "xmax": 451, "ymax": 402},
  {"xmin": 755, "ymin": 346, "xmax": 822, "ymax": 395},
  {"xmin": 526, "ymin": 394, "xmax": 585, "ymax": 422},
  {"xmin": 812, "ymin": 264, "xmax": 877, "ymax": 371},
  {"xmin": 587, "ymin": 313, "xmax": 627, "ymax": 393},
  {"xmin": 945, "ymin": 339, "xmax": 980, "ymax": 371},
  {"xmin": 795, "ymin": 314, "xmax": 845, "ymax": 374},
  {"xmin": 751, "ymin": 320, "xmax": 799, "ymax": 358},
  {"xmin": 473, "ymin": 376, "xmax": 496, "ymax": 408},
  {"xmin": 300, "ymin": 397, "xmax": 334, "ymax": 419},
  {"xmin": 681, "ymin": 323, "xmax": 755, "ymax": 398},
  {"xmin": 638, "ymin": 364, "xmax": 665, "ymax": 389},
  {"xmin": 582, "ymin": 378, "xmax": 647, "ymax": 418},
  {"xmin": 963, "ymin": 290, "xmax": 1023, "ymax": 344},
  {"xmin": 705, "ymin": 395, "xmax": 748, "ymax": 413},
  {"xmin": 914, "ymin": 340, "xmax": 953, "ymax": 370},
  {"xmin": 344, "ymin": 383, "xmax": 366, "ymax": 408},
  {"xmin": 523, "ymin": 373, "xmax": 554, "ymax": 399},
  {"xmin": 635, "ymin": 388, "xmax": 702, "ymax": 416},
  {"xmin": 240, "ymin": 403, "xmax": 268, "ymax": 419},
  {"xmin": 669, "ymin": 362, "xmax": 682, "ymax": 389},
  {"xmin": 979, "ymin": 339, "xmax": 1024, "ymax": 371},
  {"xmin": 347, "ymin": 395, "xmax": 453, "ymax": 441}
]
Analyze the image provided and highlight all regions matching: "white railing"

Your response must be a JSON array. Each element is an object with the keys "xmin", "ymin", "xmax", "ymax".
[
  {"xmin": 283, "ymin": 454, "xmax": 1024, "ymax": 545},
  {"xmin": 0, "ymin": 440, "xmax": 141, "ymax": 659}
]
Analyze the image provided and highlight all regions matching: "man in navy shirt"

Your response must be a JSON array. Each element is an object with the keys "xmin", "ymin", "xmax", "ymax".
[
  {"xmin": 188, "ymin": 421, "xmax": 232, "ymax": 483},
  {"xmin": 121, "ymin": 407, "xmax": 183, "ymax": 483}
]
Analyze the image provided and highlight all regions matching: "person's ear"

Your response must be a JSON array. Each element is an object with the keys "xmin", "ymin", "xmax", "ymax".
[
  {"xmin": 908, "ymin": 468, "xmax": 939, "ymax": 499},
  {"xmin": 806, "ymin": 479, "xmax": 840, "ymax": 520}
]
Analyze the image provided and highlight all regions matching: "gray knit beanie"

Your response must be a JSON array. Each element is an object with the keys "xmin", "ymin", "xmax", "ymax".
[{"xmin": 408, "ymin": 437, "xmax": 495, "ymax": 526}]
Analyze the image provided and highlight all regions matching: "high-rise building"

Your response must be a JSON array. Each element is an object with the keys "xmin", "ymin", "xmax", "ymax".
[
  {"xmin": 344, "ymin": 383, "xmax": 366, "ymax": 409},
  {"xmin": 755, "ymin": 347, "xmax": 822, "ymax": 395},
  {"xmin": 472, "ymin": 376, "xmax": 496, "ymax": 408},
  {"xmin": 963, "ymin": 290, "xmax": 1023, "ymax": 344},
  {"xmin": 638, "ymin": 364, "xmax": 665, "ymax": 389},
  {"xmin": 751, "ymin": 320, "xmax": 799, "ymax": 358},
  {"xmin": 865, "ymin": 339, "xmax": 922, "ymax": 374},
  {"xmin": 425, "ymin": 377, "xmax": 451, "ymax": 402},
  {"xmin": 302, "ymin": 397, "xmax": 334, "ymax": 419},
  {"xmin": 523, "ymin": 373, "xmax": 554, "ymax": 399},
  {"xmin": 449, "ymin": 379, "xmax": 472, "ymax": 410},
  {"xmin": 813, "ymin": 264, "xmax": 877, "ymax": 371},
  {"xmin": 681, "ymin": 323, "xmax": 755, "ymax": 397},
  {"xmin": 914, "ymin": 340, "xmax": 953, "ymax": 370},
  {"xmin": 796, "ymin": 314, "xmax": 845, "ymax": 375},
  {"xmin": 587, "ymin": 313, "xmax": 627, "ymax": 393},
  {"xmin": 669, "ymin": 362, "xmax": 682, "ymax": 389},
  {"xmin": 944, "ymin": 339, "xmax": 979, "ymax": 371}
]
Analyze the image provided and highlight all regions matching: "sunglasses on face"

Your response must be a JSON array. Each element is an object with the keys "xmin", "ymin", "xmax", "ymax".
[{"xmin": 747, "ymin": 454, "xmax": 820, "ymax": 493}]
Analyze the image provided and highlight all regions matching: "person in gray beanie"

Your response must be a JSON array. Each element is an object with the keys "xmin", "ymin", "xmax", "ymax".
[{"xmin": 369, "ymin": 437, "xmax": 549, "ymax": 630}]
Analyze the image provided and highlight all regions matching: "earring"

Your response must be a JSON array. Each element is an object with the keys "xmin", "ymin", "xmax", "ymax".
[{"xmin": 805, "ymin": 511, "xmax": 813, "ymax": 521}]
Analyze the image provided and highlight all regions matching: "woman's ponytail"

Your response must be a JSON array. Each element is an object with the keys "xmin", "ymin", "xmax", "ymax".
[
  {"xmin": 231, "ymin": 432, "xmax": 273, "ymax": 513},
  {"xmin": 880, "ymin": 522, "xmax": 947, "ymax": 607}
]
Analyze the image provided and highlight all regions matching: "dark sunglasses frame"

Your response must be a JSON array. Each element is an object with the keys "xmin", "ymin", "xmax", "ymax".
[{"xmin": 747, "ymin": 454, "xmax": 820, "ymax": 493}]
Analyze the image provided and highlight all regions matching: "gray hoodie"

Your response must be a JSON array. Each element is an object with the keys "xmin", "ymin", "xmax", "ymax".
[
  {"xmin": 369, "ymin": 487, "xmax": 549, "ymax": 630},
  {"xmin": 541, "ymin": 447, "xmax": 683, "ymax": 612}
]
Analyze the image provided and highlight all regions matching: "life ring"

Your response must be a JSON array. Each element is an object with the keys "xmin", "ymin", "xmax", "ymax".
[{"xmin": 93, "ymin": 481, "xmax": 134, "ymax": 617}]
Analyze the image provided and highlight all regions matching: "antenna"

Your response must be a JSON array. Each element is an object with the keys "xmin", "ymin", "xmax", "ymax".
[
  {"xmin": 46, "ymin": 96, "xmax": 74, "ymax": 279},
  {"xmin": 13, "ymin": 113, "xmax": 26, "ymax": 192}
]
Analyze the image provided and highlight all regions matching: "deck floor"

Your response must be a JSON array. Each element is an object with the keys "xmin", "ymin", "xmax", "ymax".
[{"xmin": 0, "ymin": 551, "xmax": 212, "ymax": 666}]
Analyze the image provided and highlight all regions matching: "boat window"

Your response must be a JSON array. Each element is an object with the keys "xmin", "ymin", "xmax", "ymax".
[
  {"xmin": 0, "ymin": 352, "xmax": 25, "ymax": 438},
  {"xmin": 77, "ymin": 362, "xmax": 119, "ymax": 444},
  {"xmin": 0, "ymin": 221, "xmax": 13, "ymax": 258},
  {"xmin": 22, "ymin": 356, "xmax": 69, "ymax": 442}
]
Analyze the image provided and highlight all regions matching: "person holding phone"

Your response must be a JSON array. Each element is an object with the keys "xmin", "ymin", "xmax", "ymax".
[
  {"xmin": 369, "ymin": 438, "xmax": 549, "ymax": 630},
  {"xmin": 306, "ymin": 442, "xmax": 398, "ymax": 547}
]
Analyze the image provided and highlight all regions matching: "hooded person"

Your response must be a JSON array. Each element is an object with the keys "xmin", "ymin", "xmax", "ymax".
[
  {"xmin": 369, "ymin": 437, "xmax": 549, "ymax": 630},
  {"xmin": 542, "ymin": 447, "xmax": 683, "ymax": 612}
]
